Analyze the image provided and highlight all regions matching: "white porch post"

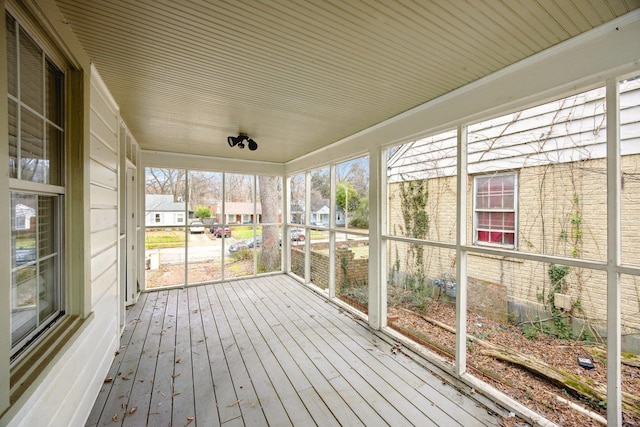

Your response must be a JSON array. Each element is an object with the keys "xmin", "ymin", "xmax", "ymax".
[
  {"xmin": 455, "ymin": 125, "xmax": 469, "ymax": 375},
  {"xmin": 606, "ymin": 77, "xmax": 622, "ymax": 426},
  {"xmin": 368, "ymin": 147, "xmax": 384, "ymax": 329},
  {"xmin": 283, "ymin": 175, "xmax": 291, "ymax": 273},
  {"xmin": 304, "ymin": 171, "xmax": 311, "ymax": 283},
  {"xmin": 328, "ymin": 164, "xmax": 336, "ymax": 298}
]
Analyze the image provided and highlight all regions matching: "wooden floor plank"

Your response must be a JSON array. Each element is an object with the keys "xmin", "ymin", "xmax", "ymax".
[
  {"xmin": 250, "ymin": 278, "xmax": 390, "ymax": 426},
  {"xmin": 147, "ymin": 290, "xmax": 178, "ymax": 426},
  {"xmin": 102, "ymin": 291, "xmax": 164, "ymax": 427},
  {"xmin": 229, "ymin": 279, "xmax": 317, "ymax": 426},
  {"xmin": 208, "ymin": 284, "xmax": 267, "ymax": 426},
  {"xmin": 172, "ymin": 288, "xmax": 197, "ymax": 425},
  {"xmin": 200, "ymin": 284, "xmax": 241, "ymax": 425},
  {"xmin": 188, "ymin": 286, "xmax": 219, "ymax": 425},
  {"xmin": 216, "ymin": 282, "xmax": 292, "ymax": 426},
  {"xmin": 269, "ymin": 279, "xmax": 460, "ymax": 426},
  {"xmin": 274, "ymin": 276, "xmax": 501, "ymax": 426},
  {"xmin": 88, "ymin": 275, "xmax": 505, "ymax": 427},
  {"xmin": 86, "ymin": 292, "xmax": 152, "ymax": 426},
  {"xmin": 259, "ymin": 277, "xmax": 422, "ymax": 426},
  {"xmin": 242, "ymin": 279, "xmax": 367, "ymax": 426}
]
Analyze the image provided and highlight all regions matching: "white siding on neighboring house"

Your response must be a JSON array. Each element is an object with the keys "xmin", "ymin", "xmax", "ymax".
[
  {"xmin": 313, "ymin": 205, "xmax": 330, "ymax": 225},
  {"xmin": 387, "ymin": 81, "xmax": 640, "ymax": 181},
  {"xmin": 145, "ymin": 194, "xmax": 186, "ymax": 226}
]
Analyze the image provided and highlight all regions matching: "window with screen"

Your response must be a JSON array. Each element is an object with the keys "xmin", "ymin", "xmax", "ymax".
[{"xmin": 7, "ymin": 12, "xmax": 65, "ymax": 358}]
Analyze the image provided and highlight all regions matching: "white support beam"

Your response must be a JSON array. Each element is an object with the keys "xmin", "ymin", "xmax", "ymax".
[
  {"xmin": 328, "ymin": 165, "xmax": 336, "ymax": 299},
  {"xmin": 283, "ymin": 176, "xmax": 291, "ymax": 273},
  {"xmin": 455, "ymin": 125, "xmax": 468, "ymax": 375},
  {"xmin": 304, "ymin": 171, "xmax": 311, "ymax": 284},
  {"xmin": 0, "ymin": 0, "xmax": 10, "ymax": 411},
  {"xmin": 606, "ymin": 78, "xmax": 622, "ymax": 427},
  {"xmin": 368, "ymin": 147, "xmax": 384, "ymax": 330},
  {"xmin": 184, "ymin": 172, "xmax": 189, "ymax": 286}
]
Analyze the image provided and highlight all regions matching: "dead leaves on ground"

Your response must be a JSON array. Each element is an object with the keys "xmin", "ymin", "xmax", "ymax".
[{"xmin": 390, "ymin": 342, "xmax": 402, "ymax": 355}]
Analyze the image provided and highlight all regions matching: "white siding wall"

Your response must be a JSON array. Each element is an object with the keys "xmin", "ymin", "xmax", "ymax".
[
  {"xmin": 3, "ymin": 68, "xmax": 123, "ymax": 426},
  {"xmin": 80, "ymin": 66, "xmax": 121, "ymax": 418}
]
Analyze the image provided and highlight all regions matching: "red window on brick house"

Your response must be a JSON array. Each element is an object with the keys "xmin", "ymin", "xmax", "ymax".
[{"xmin": 474, "ymin": 173, "xmax": 517, "ymax": 246}]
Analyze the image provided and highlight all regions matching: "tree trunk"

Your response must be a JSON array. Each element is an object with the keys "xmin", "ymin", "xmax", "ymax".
[{"xmin": 258, "ymin": 175, "xmax": 280, "ymax": 272}]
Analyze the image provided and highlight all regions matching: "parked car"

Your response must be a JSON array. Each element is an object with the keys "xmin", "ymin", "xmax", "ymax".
[
  {"xmin": 229, "ymin": 236, "xmax": 262, "ymax": 253},
  {"xmin": 210, "ymin": 226, "xmax": 231, "ymax": 237},
  {"xmin": 189, "ymin": 221, "xmax": 205, "ymax": 234},
  {"xmin": 15, "ymin": 247, "xmax": 36, "ymax": 265},
  {"xmin": 290, "ymin": 228, "xmax": 305, "ymax": 241}
]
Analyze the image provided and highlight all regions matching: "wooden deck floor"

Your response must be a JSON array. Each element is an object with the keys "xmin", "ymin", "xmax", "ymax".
[{"xmin": 87, "ymin": 275, "xmax": 506, "ymax": 426}]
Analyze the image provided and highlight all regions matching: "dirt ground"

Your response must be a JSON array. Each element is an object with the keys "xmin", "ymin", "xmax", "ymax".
[
  {"xmin": 145, "ymin": 260, "xmax": 255, "ymax": 288},
  {"xmin": 387, "ymin": 300, "xmax": 640, "ymax": 427}
]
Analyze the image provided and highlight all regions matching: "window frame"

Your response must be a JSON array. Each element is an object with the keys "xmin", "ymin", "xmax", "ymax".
[
  {"xmin": 472, "ymin": 172, "xmax": 518, "ymax": 248},
  {"xmin": 6, "ymin": 9, "xmax": 67, "ymax": 362}
]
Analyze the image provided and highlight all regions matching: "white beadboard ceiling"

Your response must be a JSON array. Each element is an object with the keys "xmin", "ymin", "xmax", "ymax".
[{"xmin": 54, "ymin": 0, "xmax": 639, "ymax": 164}]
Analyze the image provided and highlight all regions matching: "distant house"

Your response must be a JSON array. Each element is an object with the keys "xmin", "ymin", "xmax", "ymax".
[
  {"xmin": 210, "ymin": 202, "xmax": 261, "ymax": 225},
  {"xmin": 14, "ymin": 203, "xmax": 36, "ymax": 230},
  {"xmin": 145, "ymin": 194, "xmax": 187, "ymax": 226},
  {"xmin": 290, "ymin": 202, "xmax": 305, "ymax": 224},
  {"xmin": 312, "ymin": 205, "xmax": 330, "ymax": 226}
]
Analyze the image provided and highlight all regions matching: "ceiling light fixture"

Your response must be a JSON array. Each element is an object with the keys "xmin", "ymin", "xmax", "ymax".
[{"xmin": 227, "ymin": 133, "xmax": 258, "ymax": 151}]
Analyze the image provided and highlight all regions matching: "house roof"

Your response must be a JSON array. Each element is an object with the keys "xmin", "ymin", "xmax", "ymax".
[
  {"xmin": 222, "ymin": 202, "xmax": 262, "ymax": 215},
  {"xmin": 315, "ymin": 206, "xmax": 330, "ymax": 215},
  {"xmin": 387, "ymin": 81, "xmax": 640, "ymax": 182},
  {"xmin": 146, "ymin": 194, "xmax": 185, "ymax": 212},
  {"xmin": 15, "ymin": 204, "xmax": 36, "ymax": 216},
  {"xmin": 54, "ymin": 1, "xmax": 640, "ymax": 164}
]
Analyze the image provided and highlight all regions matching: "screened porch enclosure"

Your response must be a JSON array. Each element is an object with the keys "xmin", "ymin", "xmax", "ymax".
[
  {"xmin": 2, "ymin": 3, "xmax": 640, "ymax": 427},
  {"xmin": 134, "ymin": 76, "xmax": 640, "ymax": 426}
]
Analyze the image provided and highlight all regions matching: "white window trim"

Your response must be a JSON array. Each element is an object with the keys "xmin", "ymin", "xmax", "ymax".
[
  {"xmin": 7, "ymin": 11, "xmax": 66, "ymax": 360},
  {"xmin": 472, "ymin": 172, "xmax": 518, "ymax": 249}
]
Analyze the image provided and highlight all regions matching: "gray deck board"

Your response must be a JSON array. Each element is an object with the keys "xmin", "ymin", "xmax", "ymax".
[
  {"xmin": 232, "ymin": 280, "xmax": 340, "ymax": 426},
  {"xmin": 88, "ymin": 275, "xmax": 505, "ymax": 426},
  {"xmin": 266, "ymin": 275, "xmax": 494, "ymax": 426},
  {"xmin": 200, "ymin": 284, "xmax": 241, "ymax": 425},
  {"xmin": 172, "ymin": 289, "xmax": 197, "ymax": 425},
  {"xmin": 225, "ymin": 280, "xmax": 314, "ymax": 426},
  {"xmin": 147, "ymin": 290, "xmax": 178, "ymax": 426},
  {"xmin": 265, "ymin": 278, "xmax": 461, "ymax": 426},
  {"xmin": 87, "ymin": 291, "xmax": 153, "ymax": 427},
  {"xmin": 257, "ymin": 279, "xmax": 417, "ymax": 426},
  {"xmin": 188, "ymin": 286, "xmax": 219, "ymax": 425},
  {"xmin": 208, "ymin": 284, "xmax": 267, "ymax": 426}
]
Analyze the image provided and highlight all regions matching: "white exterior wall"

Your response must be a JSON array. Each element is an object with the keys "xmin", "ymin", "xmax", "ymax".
[
  {"xmin": 0, "ymin": 2, "xmax": 122, "ymax": 423},
  {"xmin": 3, "ymin": 69, "xmax": 122, "ymax": 427}
]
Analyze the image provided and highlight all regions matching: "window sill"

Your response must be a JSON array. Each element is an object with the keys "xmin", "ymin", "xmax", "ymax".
[
  {"xmin": 9, "ymin": 313, "xmax": 93, "ymax": 406},
  {"xmin": 468, "ymin": 250, "xmax": 524, "ymax": 264}
]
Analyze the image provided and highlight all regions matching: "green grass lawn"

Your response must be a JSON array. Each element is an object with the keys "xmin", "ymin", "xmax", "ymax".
[
  {"xmin": 145, "ymin": 230, "xmax": 185, "ymax": 249},
  {"xmin": 232, "ymin": 226, "xmax": 260, "ymax": 240}
]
